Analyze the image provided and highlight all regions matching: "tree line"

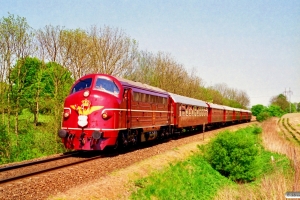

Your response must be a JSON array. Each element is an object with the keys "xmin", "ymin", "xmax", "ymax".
[
  {"xmin": 251, "ymin": 94, "xmax": 300, "ymax": 122},
  {"xmin": 0, "ymin": 13, "xmax": 252, "ymax": 129}
]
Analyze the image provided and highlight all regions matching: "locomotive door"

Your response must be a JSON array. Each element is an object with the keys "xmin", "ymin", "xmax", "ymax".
[{"xmin": 125, "ymin": 89, "xmax": 132, "ymax": 129}]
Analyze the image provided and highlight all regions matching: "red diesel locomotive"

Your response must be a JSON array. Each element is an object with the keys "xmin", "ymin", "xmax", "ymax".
[{"xmin": 58, "ymin": 74, "xmax": 251, "ymax": 151}]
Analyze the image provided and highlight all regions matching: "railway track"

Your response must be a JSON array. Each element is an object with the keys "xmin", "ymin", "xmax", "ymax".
[{"xmin": 0, "ymin": 151, "xmax": 104, "ymax": 184}]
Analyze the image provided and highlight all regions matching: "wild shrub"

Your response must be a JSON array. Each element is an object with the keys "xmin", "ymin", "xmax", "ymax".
[
  {"xmin": 256, "ymin": 111, "xmax": 270, "ymax": 122},
  {"xmin": 131, "ymin": 155, "xmax": 232, "ymax": 200},
  {"xmin": 204, "ymin": 126, "xmax": 261, "ymax": 182},
  {"xmin": 0, "ymin": 124, "xmax": 10, "ymax": 164}
]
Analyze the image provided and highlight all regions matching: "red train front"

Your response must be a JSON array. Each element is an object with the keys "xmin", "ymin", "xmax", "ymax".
[{"xmin": 58, "ymin": 74, "xmax": 124, "ymax": 150}]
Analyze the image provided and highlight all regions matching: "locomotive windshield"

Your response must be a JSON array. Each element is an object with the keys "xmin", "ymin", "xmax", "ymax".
[
  {"xmin": 71, "ymin": 78, "xmax": 92, "ymax": 94},
  {"xmin": 95, "ymin": 78, "xmax": 120, "ymax": 94}
]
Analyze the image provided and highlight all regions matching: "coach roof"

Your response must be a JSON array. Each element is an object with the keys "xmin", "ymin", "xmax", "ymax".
[
  {"xmin": 115, "ymin": 77, "xmax": 169, "ymax": 96},
  {"xmin": 206, "ymin": 102, "xmax": 225, "ymax": 109}
]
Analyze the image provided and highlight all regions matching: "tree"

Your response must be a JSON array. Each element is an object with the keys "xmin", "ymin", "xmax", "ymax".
[
  {"xmin": 212, "ymin": 83, "xmax": 250, "ymax": 108},
  {"xmin": 251, "ymin": 104, "xmax": 266, "ymax": 116},
  {"xmin": 35, "ymin": 25, "xmax": 64, "ymax": 63},
  {"xmin": 59, "ymin": 29, "xmax": 93, "ymax": 80},
  {"xmin": 89, "ymin": 25, "xmax": 139, "ymax": 77},
  {"xmin": 270, "ymin": 94, "xmax": 289, "ymax": 112},
  {"xmin": 10, "ymin": 57, "xmax": 44, "ymax": 125},
  {"xmin": 0, "ymin": 13, "xmax": 34, "ymax": 134},
  {"xmin": 41, "ymin": 62, "xmax": 73, "ymax": 137},
  {"xmin": 267, "ymin": 105, "xmax": 285, "ymax": 117}
]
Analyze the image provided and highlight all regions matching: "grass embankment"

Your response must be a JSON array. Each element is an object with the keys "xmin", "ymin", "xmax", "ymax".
[{"xmin": 130, "ymin": 124, "xmax": 295, "ymax": 200}]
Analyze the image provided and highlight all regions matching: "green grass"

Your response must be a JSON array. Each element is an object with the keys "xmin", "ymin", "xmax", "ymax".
[
  {"xmin": 130, "ymin": 126, "xmax": 293, "ymax": 200},
  {"xmin": 131, "ymin": 153, "xmax": 233, "ymax": 200}
]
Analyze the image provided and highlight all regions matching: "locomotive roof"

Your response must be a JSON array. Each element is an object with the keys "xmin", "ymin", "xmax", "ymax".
[
  {"xmin": 115, "ymin": 77, "xmax": 168, "ymax": 96},
  {"xmin": 169, "ymin": 93, "xmax": 208, "ymax": 107}
]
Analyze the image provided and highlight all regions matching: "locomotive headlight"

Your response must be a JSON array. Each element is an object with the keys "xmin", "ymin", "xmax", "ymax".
[
  {"xmin": 102, "ymin": 112, "xmax": 108, "ymax": 119},
  {"xmin": 63, "ymin": 108, "xmax": 71, "ymax": 118},
  {"xmin": 101, "ymin": 110, "xmax": 113, "ymax": 120},
  {"xmin": 64, "ymin": 112, "xmax": 70, "ymax": 118},
  {"xmin": 83, "ymin": 90, "xmax": 90, "ymax": 97}
]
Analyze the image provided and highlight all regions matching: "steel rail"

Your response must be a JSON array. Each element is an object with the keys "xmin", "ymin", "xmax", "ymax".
[
  {"xmin": 0, "ymin": 154, "xmax": 103, "ymax": 184},
  {"xmin": 0, "ymin": 151, "xmax": 80, "ymax": 172}
]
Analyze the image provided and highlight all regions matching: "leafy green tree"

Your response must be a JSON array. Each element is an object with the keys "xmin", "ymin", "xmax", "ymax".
[
  {"xmin": 251, "ymin": 104, "xmax": 266, "ymax": 116},
  {"xmin": 10, "ymin": 57, "xmax": 44, "ymax": 125},
  {"xmin": 267, "ymin": 105, "xmax": 285, "ymax": 117}
]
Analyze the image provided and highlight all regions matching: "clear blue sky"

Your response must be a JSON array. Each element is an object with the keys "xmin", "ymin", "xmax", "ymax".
[{"xmin": 1, "ymin": 0, "xmax": 299, "ymax": 107}]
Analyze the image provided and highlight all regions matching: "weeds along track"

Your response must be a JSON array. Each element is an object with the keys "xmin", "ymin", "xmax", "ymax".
[
  {"xmin": 0, "ymin": 151, "xmax": 104, "ymax": 184},
  {"xmin": 279, "ymin": 117, "xmax": 300, "ymax": 146}
]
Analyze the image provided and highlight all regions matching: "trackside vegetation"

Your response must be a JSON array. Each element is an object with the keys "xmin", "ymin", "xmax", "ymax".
[
  {"xmin": 130, "ymin": 126, "xmax": 293, "ymax": 200},
  {"xmin": 0, "ymin": 109, "xmax": 65, "ymax": 164},
  {"xmin": 251, "ymin": 93, "xmax": 299, "ymax": 122}
]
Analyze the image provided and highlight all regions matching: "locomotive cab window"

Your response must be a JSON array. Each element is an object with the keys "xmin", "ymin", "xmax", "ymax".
[
  {"xmin": 71, "ymin": 78, "xmax": 92, "ymax": 94},
  {"xmin": 95, "ymin": 78, "xmax": 120, "ymax": 94}
]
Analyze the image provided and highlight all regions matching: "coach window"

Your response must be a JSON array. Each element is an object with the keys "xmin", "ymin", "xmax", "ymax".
[
  {"xmin": 163, "ymin": 97, "xmax": 166, "ymax": 104},
  {"xmin": 133, "ymin": 92, "xmax": 140, "ymax": 101},
  {"xmin": 180, "ymin": 104, "xmax": 186, "ymax": 116},
  {"xmin": 157, "ymin": 97, "xmax": 161, "ymax": 104},
  {"xmin": 95, "ymin": 78, "xmax": 120, "ymax": 94},
  {"xmin": 71, "ymin": 78, "xmax": 92, "ymax": 94}
]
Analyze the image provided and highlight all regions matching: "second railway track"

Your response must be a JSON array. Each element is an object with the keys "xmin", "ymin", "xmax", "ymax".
[{"xmin": 0, "ymin": 151, "xmax": 104, "ymax": 184}]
